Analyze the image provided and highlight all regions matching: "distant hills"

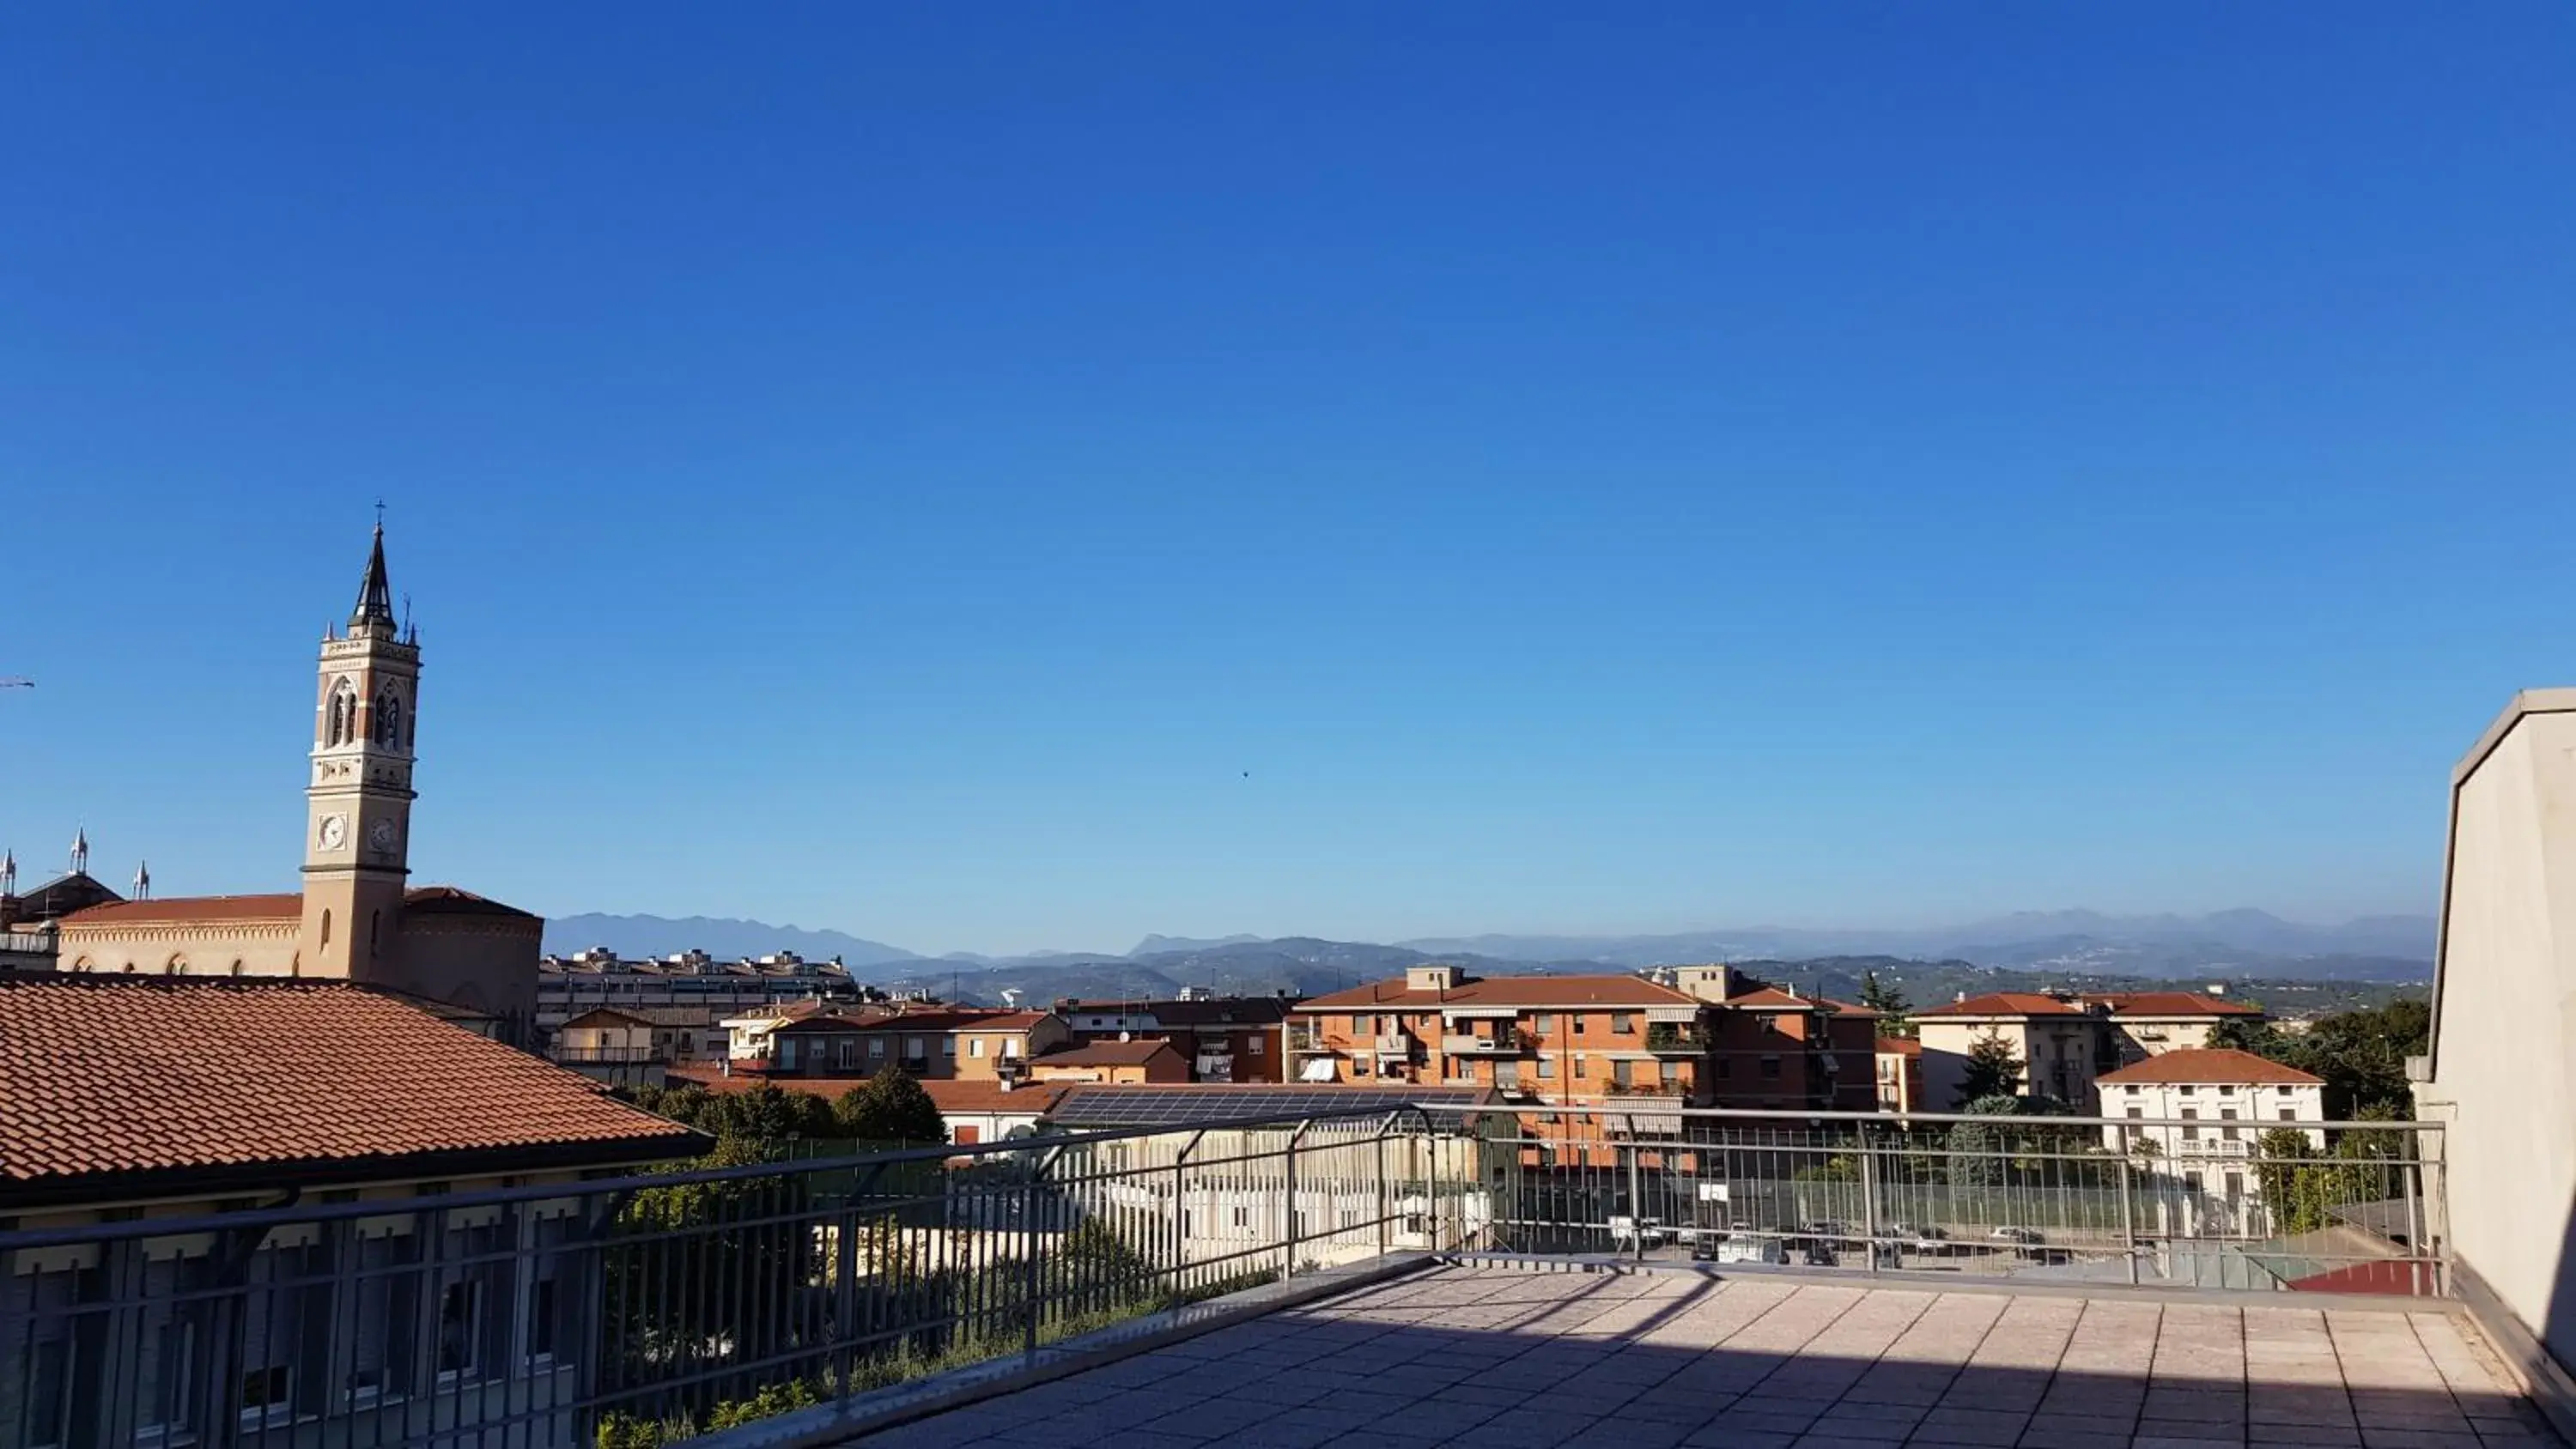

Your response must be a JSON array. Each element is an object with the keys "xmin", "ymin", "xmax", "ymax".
[{"xmin": 539, "ymin": 908, "xmax": 2436, "ymax": 1003}]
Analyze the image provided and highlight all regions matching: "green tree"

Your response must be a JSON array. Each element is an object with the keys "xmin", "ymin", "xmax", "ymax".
[
  {"xmin": 835, "ymin": 1068, "xmax": 948, "ymax": 1145},
  {"xmin": 1954, "ymin": 1033, "xmax": 2025, "ymax": 1106},
  {"xmin": 2206, "ymin": 998, "xmax": 2428, "ymax": 1119},
  {"xmin": 1859, "ymin": 972, "xmax": 1913, "ymax": 1036}
]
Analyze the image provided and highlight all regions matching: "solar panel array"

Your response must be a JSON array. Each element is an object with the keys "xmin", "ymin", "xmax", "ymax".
[{"xmin": 1045, "ymin": 1084, "xmax": 1482, "ymax": 1130}]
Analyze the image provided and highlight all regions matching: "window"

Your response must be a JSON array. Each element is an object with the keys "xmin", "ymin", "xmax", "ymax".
[
  {"xmin": 1611, "ymin": 1012, "xmax": 1634, "ymax": 1034},
  {"xmin": 320, "ymin": 910, "xmax": 332, "ymax": 949},
  {"xmin": 1660, "ymin": 1061, "xmax": 1679, "ymax": 1086},
  {"xmin": 868, "ymin": 1038, "xmax": 887, "ymax": 1058},
  {"xmin": 2178, "ymin": 1084, "xmax": 2196, "ymax": 1096},
  {"xmin": 1533, "ymin": 1012, "xmax": 1555, "ymax": 1034},
  {"xmin": 326, "ymin": 677, "xmax": 358, "ymax": 746},
  {"xmin": 375, "ymin": 689, "xmax": 403, "ymax": 748},
  {"xmin": 1230, "ymin": 1206, "xmax": 1248, "ymax": 1228},
  {"xmin": 369, "ymin": 910, "xmax": 380, "ymax": 954},
  {"xmin": 1573, "ymin": 1016, "xmax": 1588, "ymax": 1036},
  {"xmin": 1537, "ymin": 1058, "xmax": 1556, "ymax": 1080},
  {"xmin": 1760, "ymin": 1055, "xmax": 1781, "ymax": 1080},
  {"xmin": 2221, "ymin": 1108, "xmax": 2239, "ymax": 1142},
  {"xmin": 970, "ymin": 1037, "xmax": 987, "ymax": 1058},
  {"xmin": 515, "ymin": 1272, "xmax": 560, "ymax": 1361},
  {"xmin": 438, "ymin": 1281, "xmax": 484, "ymax": 1379},
  {"xmin": 1352, "ymin": 1057, "xmax": 1372, "ymax": 1078},
  {"xmin": 1612, "ymin": 1059, "xmax": 1633, "ymax": 1088},
  {"xmin": 1003, "ymin": 1039, "xmax": 1022, "ymax": 1059},
  {"xmin": 2279, "ymin": 1109, "xmax": 2296, "ymax": 1123},
  {"xmin": 1247, "ymin": 1036, "xmax": 1262, "ymax": 1055},
  {"xmin": 903, "ymin": 1035, "xmax": 927, "ymax": 1058},
  {"xmin": 943, "ymin": 1035, "xmax": 957, "ymax": 1058},
  {"xmin": 2125, "ymin": 1106, "xmax": 2143, "ymax": 1120},
  {"xmin": 1573, "ymin": 1056, "xmax": 1588, "ymax": 1079},
  {"xmin": 1349, "ymin": 1016, "xmax": 1369, "ymax": 1037},
  {"xmin": 2276, "ymin": 1085, "xmax": 2293, "ymax": 1095},
  {"xmin": 2180, "ymin": 1108, "xmax": 2199, "ymax": 1141}
]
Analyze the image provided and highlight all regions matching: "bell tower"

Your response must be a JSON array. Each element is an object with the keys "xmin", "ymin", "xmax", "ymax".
[{"xmin": 301, "ymin": 523, "xmax": 420, "ymax": 983}]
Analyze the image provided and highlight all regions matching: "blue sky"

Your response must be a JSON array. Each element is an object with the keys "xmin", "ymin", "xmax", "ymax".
[{"xmin": 3, "ymin": 6, "xmax": 2571, "ymax": 955}]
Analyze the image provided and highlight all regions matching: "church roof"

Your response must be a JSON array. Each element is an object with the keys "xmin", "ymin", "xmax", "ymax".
[
  {"xmin": 60, "ymin": 892, "xmax": 302, "ymax": 926},
  {"xmin": 403, "ymin": 886, "xmax": 540, "ymax": 919},
  {"xmin": 0, "ymin": 976, "xmax": 703, "ymax": 1204},
  {"xmin": 351, "ymin": 523, "xmax": 397, "ymax": 630}
]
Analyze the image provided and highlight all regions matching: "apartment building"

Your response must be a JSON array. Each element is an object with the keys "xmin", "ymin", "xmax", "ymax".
[
  {"xmin": 1913, "ymin": 991, "xmax": 2116, "ymax": 1110},
  {"xmin": 1057, "ymin": 991, "xmax": 1292, "ymax": 1082},
  {"xmin": 1874, "ymin": 1036, "xmax": 1926, "ymax": 1113},
  {"xmin": 1290, "ymin": 965, "xmax": 1706, "ymax": 1106},
  {"xmin": 768, "ymin": 1006, "xmax": 1069, "ymax": 1082},
  {"xmin": 2081, "ymin": 991, "xmax": 2265, "ymax": 1066},
  {"xmin": 1703, "ymin": 983, "xmax": 1880, "ymax": 1110},
  {"xmin": 2095, "ymin": 1046, "xmax": 2325, "ymax": 1220},
  {"xmin": 1026, "ymin": 1040, "xmax": 1191, "ymax": 1084}
]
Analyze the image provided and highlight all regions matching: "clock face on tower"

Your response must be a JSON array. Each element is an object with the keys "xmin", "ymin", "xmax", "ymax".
[
  {"xmin": 319, "ymin": 815, "xmax": 347, "ymax": 851},
  {"xmin": 368, "ymin": 818, "xmax": 398, "ymax": 854}
]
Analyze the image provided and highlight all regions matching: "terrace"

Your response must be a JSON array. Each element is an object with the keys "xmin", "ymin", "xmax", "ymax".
[{"xmin": 2, "ymin": 1103, "xmax": 2555, "ymax": 1449}]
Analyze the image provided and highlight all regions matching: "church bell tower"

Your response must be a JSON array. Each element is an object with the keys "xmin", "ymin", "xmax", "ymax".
[{"xmin": 301, "ymin": 524, "xmax": 419, "ymax": 982}]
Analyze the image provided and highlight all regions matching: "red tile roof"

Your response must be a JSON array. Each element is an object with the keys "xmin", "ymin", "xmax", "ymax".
[
  {"xmin": 1914, "ymin": 991, "xmax": 2090, "ymax": 1018},
  {"xmin": 2094, "ymin": 1047, "xmax": 2323, "ymax": 1088},
  {"xmin": 0, "ymin": 978, "xmax": 702, "ymax": 1201},
  {"xmin": 772, "ymin": 1008, "xmax": 1051, "ymax": 1036},
  {"xmin": 1875, "ymin": 1037, "xmax": 1923, "ymax": 1058},
  {"xmin": 2084, "ymin": 991, "xmax": 2263, "ymax": 1018},
  {"xmin": 58, "ymin": 885, "xmax": 536, "ymax": 926},
  {"xmin": 60, "ymin": 893, "xmax": 302, "ymax": 925},
  {"xmin": 1297, "ymin": 973, "xmax": 1696, "ymax": 1012}
]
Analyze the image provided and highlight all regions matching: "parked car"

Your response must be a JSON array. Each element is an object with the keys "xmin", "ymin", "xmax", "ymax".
[
  {"xmin": 1691, "ymin": 1226, "xmax": 1789, "ymax": 1265},
  {"xmin": 1990, "ymin": 1226, "xmax": 2047, "ymax": 1260}
]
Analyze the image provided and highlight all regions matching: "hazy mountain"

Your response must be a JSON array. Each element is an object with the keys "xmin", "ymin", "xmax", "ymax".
[
  {"xmin": 543, "ymin": 913, "xmax": 922, "ymax": 967},
  {"xmin": 1399, "ymin": 910, "xmax": 2434, "ymax": 978},
  {"xmin": 1128, "ymin": 933, "xmax": 1263, "ymax": 956}
]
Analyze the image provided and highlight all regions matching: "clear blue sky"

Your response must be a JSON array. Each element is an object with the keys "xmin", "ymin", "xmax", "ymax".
[{"xmin": 4, "ymin": 6, "xmax": 2570, "ymax": 955}]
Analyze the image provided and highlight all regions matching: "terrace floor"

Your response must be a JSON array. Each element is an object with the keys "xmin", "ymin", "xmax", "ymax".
[{"xmin": 846, "ymin": 1265, "xmax": 2561, "ymax": 1449}]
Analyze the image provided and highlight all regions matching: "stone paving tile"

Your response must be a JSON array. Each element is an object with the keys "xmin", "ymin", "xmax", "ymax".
[{"xmin": 846, "ymin": 1268, "xmax": 2566, "ymax": 1449}]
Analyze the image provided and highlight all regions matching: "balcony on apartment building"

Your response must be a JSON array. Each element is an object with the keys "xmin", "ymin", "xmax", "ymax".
[
  {"xmin": 1644, "ymin": 1021, "xmax": 1710, "ymax": 1055},
  {"xmin": 9, "ymin": 1100, "xmax": 2552, "ymax": 1449},
  {"xmin": 1440, "ymin": 1028, "xmax": 1528, "ymax": 1056}
]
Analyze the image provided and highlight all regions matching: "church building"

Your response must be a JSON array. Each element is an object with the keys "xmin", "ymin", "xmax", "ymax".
[{"xmin": 49, "ymin": 525, "xmax": 542, "ymax": 1039}]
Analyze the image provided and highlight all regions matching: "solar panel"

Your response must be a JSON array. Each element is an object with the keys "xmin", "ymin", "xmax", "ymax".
[{"xmin": 1045, "ymin": 1084, "xmax": 1481, "ymax": 1130}]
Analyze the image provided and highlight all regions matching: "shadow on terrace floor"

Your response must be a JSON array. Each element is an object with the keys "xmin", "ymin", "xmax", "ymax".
[{"xmin": 845, "ymin": 1265, "xmax": 2561, "ymax": 1449}]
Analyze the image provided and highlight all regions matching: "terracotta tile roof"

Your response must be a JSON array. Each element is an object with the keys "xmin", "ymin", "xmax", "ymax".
[
  {"xmin": 1875, "ymin": 1037, "xmax": 1923, "ymax": 1058},
  {"xmin": 402, "ymin": 885, "xmax": 539, "ymax": 919},
  {"xmin": 1914, "ymin": 991, "xmax": 2090, "ymax": 1018},
  {"xmin": 559, "ymin": 1005, "xmax": 714, "ymax": 1029},
  {"xmin": 0, "ymin": 978, "xmax": 704, "ymax": 1200},
  {"xmin": 2094, "ymin": 1046, "xmax": 2323, "ymax": 1088},
  {"xmin": 1031, "ymin": 1040, "xmax": 1182, "ymax": 1067},
  {"xmin": 2084, "ymin": 991, "xmax": 2263, "ymax": 1018},
  {"xmin": 59, "ymin": 893, "xmax": 302, "ymax": 926},
  {"xmin": 1722, "ymin": 986, "xmax": 1874, "ymax": 1016},
  {"xmin": 1295, "ymin": 973, "xmax": 1696, "ymax": 1012}
]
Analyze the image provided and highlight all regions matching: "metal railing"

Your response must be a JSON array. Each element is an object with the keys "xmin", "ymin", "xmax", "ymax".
[
  {"xmin": 1450, "ymin": 1104, "xmax": 2445, "ymax": 1297},
  {"xmin": 549, "ymin": 1046, "xmax": 660, "ymax": 1065},
  {"xmin": 0, "ymin": 1107, "xmax": 1473, "ymax": 1449}
]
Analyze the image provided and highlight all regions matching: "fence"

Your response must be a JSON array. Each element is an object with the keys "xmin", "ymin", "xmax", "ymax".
[
  {"xmin": 0, "ymin": 1100, "xmax": 2448, "ymax": 1449},
  {"xmin": 1454, "ymin": 1104, "xmax": 2446, "ymax": 1296},
  {"xmin": 0, "ymin": 1107, "xmax": 1470, "ymax": 1449}
]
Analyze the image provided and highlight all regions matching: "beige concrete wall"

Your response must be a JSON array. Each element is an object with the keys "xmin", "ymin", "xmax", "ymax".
[
  {"xmin": 2422, "ymin": 692, "xmax": 2576, "ymax": 1373},
  {"xmin": 58, "ymin": 917, "xmax": 301, "ymax": 976}
]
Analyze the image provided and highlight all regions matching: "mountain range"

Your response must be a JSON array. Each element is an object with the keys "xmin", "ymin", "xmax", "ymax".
[{"xmin": 541, "ymin": 909, "xmax": 2435, "ymax": 1003}]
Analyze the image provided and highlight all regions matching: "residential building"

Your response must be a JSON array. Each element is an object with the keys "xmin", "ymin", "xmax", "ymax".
[
  {"xmin": 1057, "ymin": 991, "xmax": 1292, "ymax": 1082},
  {"xmin": 547, "ymin": 1005, "xmax": 732, "ymax": 1085},
  {"xmin": 2096, "ymin": 1046, "xmax": 2326, "ymax": 1220},
  {"xmin": 2081, "ymin": 990, "xmax": 2265, "ymax": 1065},
  {"xmin": 1290, "ymin": 965, "xmax": 1706, "ymax": 1105},
  {"xmin": 658, "ymin": 1064, "xmax": 1068, "ymax": 1145},
  {"xmin": 1704, "ymin": 982, "xmax": 1880, "ymax": 1110},
  {"xmin": 1912, "ymin": 991, "xmax": 2116, "ymax": 1110},
  {"xmin": 46, "ymin": 526, "xmax": 544, "ymax": 1040},
  {"xmin": 1026, "ymin": 1040, "xmax": 1192, "ymax": 1084},
  {"xmin": 0, "ymin": 974, "xmax": 703, "ymax": 1448},
  {"xmin": 769, "ymin": 1006, "xmax": 1069, "ymax": 1082},
  {"xmin": 1874, "ymin": 1036, "xmax": 1925, "ymax": 1113}
]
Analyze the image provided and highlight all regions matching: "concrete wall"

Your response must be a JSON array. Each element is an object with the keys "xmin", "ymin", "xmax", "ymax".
[{"xmin": 2421, "ymin": 690, "xmax": 2576, "ymax": 1391}]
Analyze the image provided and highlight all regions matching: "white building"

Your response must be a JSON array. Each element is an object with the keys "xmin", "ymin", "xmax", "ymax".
[{"xmin": 2095, "ymin": 1046, "xmax": 2325, "ymax": 1212}]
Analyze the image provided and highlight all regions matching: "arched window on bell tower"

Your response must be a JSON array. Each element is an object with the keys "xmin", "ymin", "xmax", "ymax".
[
  {"xmin": 327, "ymin": 678, "xmax": 359, "ymax": 747},
  {"xmin": 374, "ymin": 688, "xmax": 403, "ymax": 749}
]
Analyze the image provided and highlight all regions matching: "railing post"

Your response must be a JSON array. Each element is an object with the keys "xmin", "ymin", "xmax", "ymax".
[
  {"xmin": 1022, "ymin": 1166, "xmax": 1042, "ymax": 1359},
  {"xmin": 1858, "ymin": 1124, "xmax": 1880, "ymax": 1276},
  {"xmin": 1284, "ymin": 1119, "xmax": 1313, "ymax": 1281},
  {"xmin": 2118, "ymin": 1149, "xmax": 2139, "ymax": 1287},
  {"xmin": 1625, "ymin": 1127, "xmax": 1645, "ymax": 1265},
  {"xmin": 1376, "ymin": 1129, "xmax": 1390, "ymax": 1258}
]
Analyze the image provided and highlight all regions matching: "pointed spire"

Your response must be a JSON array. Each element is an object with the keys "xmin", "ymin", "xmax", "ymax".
[
  {"xmin": 2, "ymin": 850, "xmax": 15, "ymax": 897},
  {"xmin": 133, "ymin": 860, "xmax": 150, "ymax": 900},
  {"xmin": 350, "ymin": 521, "xmax": 397, "ymax": 634},
  {"xmin": 70, "ymin": 828, "xmax": 88, "ymax": 876}
]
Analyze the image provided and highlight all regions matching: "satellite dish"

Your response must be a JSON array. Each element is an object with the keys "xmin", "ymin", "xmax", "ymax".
[{"xmin": 1000, "ymin": 988, "xmax": 1023, "ymax": 1009}]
